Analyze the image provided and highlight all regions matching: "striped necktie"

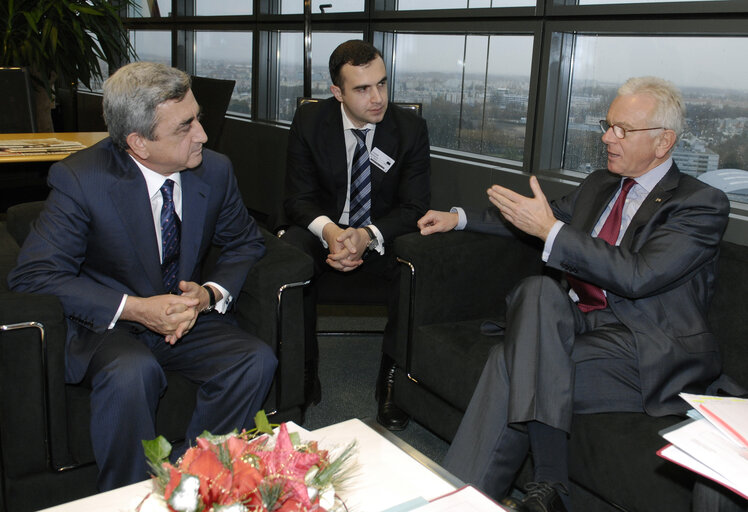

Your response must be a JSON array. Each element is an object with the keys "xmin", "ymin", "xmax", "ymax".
[
  {"xmin": 349, "ymin": 128, "xmax": 372, "ymax": 228},
  {"xmin": 160, "ymin": 179, "xmax": 181, "ymax": 294},
  {"xmin": 567, "ymin": 178, "xmax": 636, "ymax": 312}
]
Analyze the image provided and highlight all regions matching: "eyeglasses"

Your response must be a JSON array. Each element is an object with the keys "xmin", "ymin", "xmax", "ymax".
[{"xmin": 599, "ymin": 120, "xmax": 665, "ymax": 139}]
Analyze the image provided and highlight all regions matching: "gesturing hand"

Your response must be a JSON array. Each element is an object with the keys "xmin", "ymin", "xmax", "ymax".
[
  {"xmin": 487, "ymin": 176, "xmax": 556, "ymax": 241},
  {"xmin": 417, "ymin": 210, "xmax": 459, "ymax": 235}
]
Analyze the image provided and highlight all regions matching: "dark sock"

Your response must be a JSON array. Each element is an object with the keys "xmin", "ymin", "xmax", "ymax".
[{"xmin": 527, "ymin": 421, "xmax": 571, "ymax": 509}]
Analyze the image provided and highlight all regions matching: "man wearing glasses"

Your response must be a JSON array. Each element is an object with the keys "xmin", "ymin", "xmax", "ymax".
[{"xmin": 417, "ymin": 77, "xmax": 730, "ymax": 511}]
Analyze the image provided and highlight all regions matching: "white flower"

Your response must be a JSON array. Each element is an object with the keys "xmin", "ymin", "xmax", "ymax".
[
  {"xmin": 319, "ymin": 486, "xmax": 336, "ymax": 510},
  {"xmin": 168, "ymin": 474, "xmax": 200, "ymax": 512},
  {"xmin": 135, "ymin": 492, "xmax": 169, "ymax": 512}
]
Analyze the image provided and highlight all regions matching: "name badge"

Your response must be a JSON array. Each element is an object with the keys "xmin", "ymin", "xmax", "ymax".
[{"xmin": 370, "ymin": 148, "xmax": 395, "ymax": 173}]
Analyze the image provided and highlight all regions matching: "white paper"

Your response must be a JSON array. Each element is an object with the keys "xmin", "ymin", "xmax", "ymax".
[
  {"xmin": 680, "ymin": 393, "xmax": 748, "ymax": 448},
  {"xmin": 661, "ymin": 417, "xmax": 748, "ymax": 497}
]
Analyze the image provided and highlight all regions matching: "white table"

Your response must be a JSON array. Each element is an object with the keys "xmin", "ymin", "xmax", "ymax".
[{"xmin": 39, "ymin": 418, "xmax": 461, "ymax": 512}]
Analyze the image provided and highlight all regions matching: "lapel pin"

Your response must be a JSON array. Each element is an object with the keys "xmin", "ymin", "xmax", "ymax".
[{"xmin": 655, "ymin": 198, "xmax": 662, "ymax": 203}]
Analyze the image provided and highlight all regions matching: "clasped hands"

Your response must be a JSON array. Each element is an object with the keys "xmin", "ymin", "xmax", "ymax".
[
  {"xmin": 122, "ymin": 281, "xmax": 219, "ymax": 345},
  {"xmin": 418, "ymin": 176, "xmax": 556, "ymax": 241},
  {"xmin": 322, "ymin": 222, "xmax": 370, "ymax": 272}
]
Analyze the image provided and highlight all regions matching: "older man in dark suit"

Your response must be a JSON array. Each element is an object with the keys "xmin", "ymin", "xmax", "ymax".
[
  {"xmin": 281, "ymin": 39, "xmax": 431, "ymax": 430},
  {"xmin": 8, "ymin": 62, "xmax": 276, "ymax": 491},
  {"xmin": 418, "ymin": 77, "xmax": 730, "ymax": 511}
]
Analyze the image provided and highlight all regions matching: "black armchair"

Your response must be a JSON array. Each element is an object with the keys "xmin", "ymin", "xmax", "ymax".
[
  {"xmin": 391, "ymin": 230, "xmax": 748, "ymax": 511},
  {"xmin": 0, "ymin": 201, "xmax": 313, "ymax": 511},
  {"xmin": 390, "ymin": 230, "xmax": 545, "ymax": 441}
]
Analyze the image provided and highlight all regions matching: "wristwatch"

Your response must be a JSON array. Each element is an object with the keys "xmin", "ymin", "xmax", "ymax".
[
  {"xmin": 202, "ymin": 285, "xmax": 216, "ymax": 313},
  {"xmin": 362, "ymin": 225, "xmax": 379, "ymax": 255}
]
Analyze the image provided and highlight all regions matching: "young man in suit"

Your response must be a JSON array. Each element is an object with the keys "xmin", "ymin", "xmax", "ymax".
[
  {"xmin": 8, "ymin": 62, "xmax": 277, "ymax": 491},
  {"xmin": 418, "ymin": 77, "xmax": 730, "ymax": 511},
  {"xmin": 281, "ymin": 39, "xmax": 431, "ymax": 430}
]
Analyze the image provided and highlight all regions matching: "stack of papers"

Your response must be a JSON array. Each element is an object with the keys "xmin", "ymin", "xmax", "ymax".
[
  {"xmin": 658, "ymin": 393, "xmax": 748, "ymax": 499},
  {"xmin": 0, "ymin": 138, "xmax": 86, "ymax": 156}
]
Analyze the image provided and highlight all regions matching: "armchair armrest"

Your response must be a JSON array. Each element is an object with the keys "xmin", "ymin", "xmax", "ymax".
[
  {"xmin": 0, "ymin": 292, "xmax": 75, "ymax": 478},
  {"xmin": 234, "ymin": 227, "xmax": 313, "ymax": 417}
]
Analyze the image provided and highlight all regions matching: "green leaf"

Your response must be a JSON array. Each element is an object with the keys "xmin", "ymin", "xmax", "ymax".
[
  {"xmin": 254, "ymin": 409, "xmax": 273, "ymax": 435},
  {"xmin": 142, "ymin": 436, "xmax": 172, "ymax": 466}
]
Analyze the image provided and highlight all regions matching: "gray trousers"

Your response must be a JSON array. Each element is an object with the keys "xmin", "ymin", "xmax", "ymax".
[{"xmin": 443, "ymin": 275, "xmax": 644, "ymax": 499}]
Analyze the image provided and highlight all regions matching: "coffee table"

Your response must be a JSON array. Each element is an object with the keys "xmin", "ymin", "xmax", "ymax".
[{"xmin": 38, "ymin": 418, "xmax": 463, "ymax": 512}]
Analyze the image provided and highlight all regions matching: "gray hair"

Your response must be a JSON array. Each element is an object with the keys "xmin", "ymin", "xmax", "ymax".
[
  {"xmin": 617, "ymin": 76, "xmax": 685, "ymax": 139},
  {"xmin": 103, "ymin": 62, "xmax": 191, "ymax": 151}
]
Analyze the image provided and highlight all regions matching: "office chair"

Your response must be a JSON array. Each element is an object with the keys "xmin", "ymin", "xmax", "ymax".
[{"xmin": 190, "ymin": 75, "xmax": 236, "ymax": 151}]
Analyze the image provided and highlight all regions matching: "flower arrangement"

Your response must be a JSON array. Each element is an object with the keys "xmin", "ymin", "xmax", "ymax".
[{"xmin": 136, "ymin": 412, "xmax": 356, "ymax": 512}]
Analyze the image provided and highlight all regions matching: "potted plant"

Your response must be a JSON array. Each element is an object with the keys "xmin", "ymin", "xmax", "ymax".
[{"xmin": 0, "ymin": 0, "xmax": 136, "ymax": 131}]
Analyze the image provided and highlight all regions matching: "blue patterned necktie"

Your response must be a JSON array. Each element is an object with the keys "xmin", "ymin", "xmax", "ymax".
[
  {"xmin": 348, "ymin": 128, "xmax": 372, "ymax": 228},
  {"xmin": 160, "ymin": 179, "xmax": 181, "ymax": 294}
]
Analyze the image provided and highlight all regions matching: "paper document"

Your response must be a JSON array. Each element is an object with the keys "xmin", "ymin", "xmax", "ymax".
[
  {"xmin": 658, "ymin": 444, "xmax": 748, "ymax": 500},
  {"xmin": 660, "ymin": 417, "xmax": 748, "ymax": 498},
  {"xmin": 680, "ymin": 393, "xmax": 748, "ymax": 448}
]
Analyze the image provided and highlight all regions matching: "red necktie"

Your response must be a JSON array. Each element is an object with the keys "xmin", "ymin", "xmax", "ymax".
[{"xmin": 567, "ymin": 178, "xmax": 636, "ymax": 313}]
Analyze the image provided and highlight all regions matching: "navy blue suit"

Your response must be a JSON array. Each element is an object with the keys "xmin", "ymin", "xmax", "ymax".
[{"xmin": 8, "ymin": 138, "xmax": 277, "ymax": 490}]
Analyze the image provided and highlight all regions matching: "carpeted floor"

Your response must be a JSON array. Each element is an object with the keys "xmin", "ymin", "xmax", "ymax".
[{"xmin": 303, "ymin": 307, "xmax": 450, "ymax": 464}]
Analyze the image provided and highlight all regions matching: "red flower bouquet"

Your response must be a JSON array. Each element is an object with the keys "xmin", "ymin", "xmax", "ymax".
[{"xmin": 137, "ymin": 413, "xmax": 356, "ymax": 512}]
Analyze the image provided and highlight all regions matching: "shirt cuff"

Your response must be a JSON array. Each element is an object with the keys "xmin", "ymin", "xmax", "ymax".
[
  {"xmin": 542, "ymin": 220, "xmax": 565, "ymax": 262},
  {"xmin": 309, "ymin": 216, "xmax": 335, "ymax": 248},
  {"xmin": 367, "ymin": 224, "xmax": 385, "ymax": 255},
  {"xmin": 109, "ymin": 294, "xmax": 128, "ymax": 329},
  {"xmin": 204, "ymin": 281, "xmax": 232, "ymax": 313},
  {"xmin": 451, "ymin": 207, "xmax": 467, "ymax": 230}
]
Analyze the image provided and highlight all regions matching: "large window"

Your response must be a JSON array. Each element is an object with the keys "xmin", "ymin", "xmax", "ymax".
[
  {"xmin": 272, "ymin": 32, "xmax": 362, "ymax": 122},
  {"xmin": 128, "ymin": 0, "xmax": 171, "ymax": 17},
  {"xmin": 120, "ymin": 0, "xmax": 748, "ymax": 206},
  {"xmin": 563, "ymin": 34, "xmax": 748, "ymax": 201},
  {"xmin": 129, "ymin": 31, "xmax": 171, "ymax": 65},
  {"xmin": 389, "ymin": 33, "xmax": 533, "ymax": 163},
  {"xmin": 194, "ymin": 31, "xmax": 253, "ymax": 115},
  {"xmin": 195, "ymin": 1, "xmax": 253, "ymax": 15},
  {"xmin": 280, "ymin": 1, "xmax": 364, "ymax": 14},
  {"xmin": 396, "ymin": 0, "xmax": 533, "ymax": 9}
]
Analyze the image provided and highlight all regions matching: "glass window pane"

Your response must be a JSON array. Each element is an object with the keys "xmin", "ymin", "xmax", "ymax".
[
  {"xmin": 395, "ymin": 0, "xmax": 533, "ymax": 10},
  {"xmin": 565, "ymin": 35, "xmax": 748, "ymax": 202},
  {"xmin": 578, "ymin": 0, "xmax": 725, "ymax": 4},
  {"xmin": 277, "ymin": 32, "xmax": 303, "ymax": 122},
  {"xmin": 312, "ymin": 33, "xmax": 363, "ymax": 97},
  {"xmin": 195, "ymin": 32, "xmax": 253, "ymax": 116},
  {"xmin": 196, "ymin": 1, "xmax": 253, "ymax": 15},
  {"xmin": 275, "ymin": 32, "xmax": 362, "ymax": 122},
  {"xmin": 128, "ymin": 0, "xmax": 171, "ymax": 17},
  {"xmin": 281, "ymin": 0, "xmax": 364, "ymax": 14},
  {"xmin": 129, "ymin": 30, "xmax": 171, "ymax": 66},
  {"xmin": 391, "ymin": 33, "xmax": 533, "ymax": 163}
]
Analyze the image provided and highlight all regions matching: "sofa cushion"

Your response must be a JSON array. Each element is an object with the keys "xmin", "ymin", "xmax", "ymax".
[
  {"xmin": 570, "ymin": 412, "xmax": 694, "ymax": 512},
  {"xmin": 412, "ymin": 319, "xmax": 501, "ymax": 411}
]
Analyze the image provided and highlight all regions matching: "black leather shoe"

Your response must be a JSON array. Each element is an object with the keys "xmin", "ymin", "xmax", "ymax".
[
  {"xmin": 500, "ymin": 482, "xmax": 568, "ymax": 512},
  {"xmin": 376, "ymin": 361, "xmax": 409, "ymax": 431}
]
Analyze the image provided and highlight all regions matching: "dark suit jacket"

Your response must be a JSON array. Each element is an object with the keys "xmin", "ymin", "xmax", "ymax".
[
  {"xmin": 283, "ymin": 97, "xmax": 431, "ymax": 244},
  {"xmin": 8, "ymin": 138, "xmax": 266, "ymax": 383},
  {"xmin": 465, "ymin": 163, "xmax": 730, "ymax": 417}
]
